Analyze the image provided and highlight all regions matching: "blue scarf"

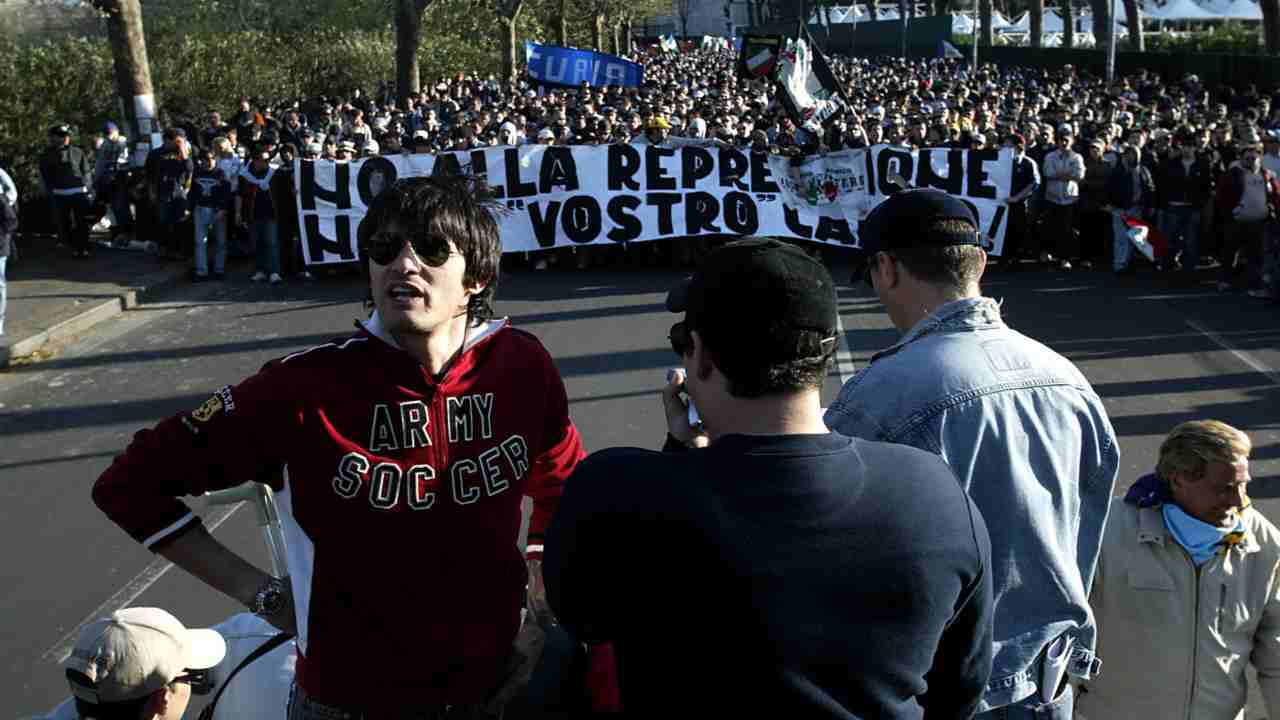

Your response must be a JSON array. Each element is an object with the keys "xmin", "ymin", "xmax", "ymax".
[
  {"xmin": 1127, "ymin": 472, "xmax": 1248, "ymax": 566},
  {"xmin": 1161, "ymin": 503, "xmax": 1245, "ymax": 566}
]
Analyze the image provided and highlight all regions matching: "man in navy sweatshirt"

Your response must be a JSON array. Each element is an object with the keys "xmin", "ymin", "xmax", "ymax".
[
  {"xmin": 545, "ymin": 238, "xmax": 994, "ymax": 719},
  {"xmin": 187, "ymin": 148, "xmax": 231, "ymax": 280}
]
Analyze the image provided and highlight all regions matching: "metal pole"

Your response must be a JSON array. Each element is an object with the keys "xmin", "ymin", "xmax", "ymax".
[
  {"xmin": 900, "ymin": 0, "xmax": 909, "ymax": 56},
  {"xmin": 972, "ymin": 2, "xmax": 980, "ymax": 68},
  {"xmin": 1106, "ymin": 0, "xmax": 1118, "ymax": 83}
]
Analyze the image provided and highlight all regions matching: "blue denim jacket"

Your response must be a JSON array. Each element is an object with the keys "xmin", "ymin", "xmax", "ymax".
[{"xmin": 824, "ymin": 297, "xmax": 1119, "ymax": 712}]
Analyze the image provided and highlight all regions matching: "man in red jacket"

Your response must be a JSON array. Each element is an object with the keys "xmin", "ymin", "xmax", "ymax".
[{"xmin": 93, "ymin": 176, "xmax": 585, "ymax": 719}]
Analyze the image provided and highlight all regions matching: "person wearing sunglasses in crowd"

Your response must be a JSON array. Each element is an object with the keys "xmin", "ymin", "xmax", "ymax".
[
  {"xmin": 825, "ymin": 189, "xmax": 1119, "ymax": 720},
  {"xmin": 45, "ymin": 607, "xmax": 226, "ymax": 720},
  {"xmin": 92, "ymin": 176, "xmax": 585, "ymax": 720},
  {"xmin": 545, "ymin": 237, "xmax": 994, "ymax": 718}
]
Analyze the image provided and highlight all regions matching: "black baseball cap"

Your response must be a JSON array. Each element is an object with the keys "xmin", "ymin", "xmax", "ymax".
[
  {"xmin": 858, "ymin": 188, "xmax": 980, "ymax": 255},
  {"xmin": 667, "ymin": 237, "xmax": 837, "ymax": 364},
  {"xmin": 49, "ymin": 124, "xmax": 71, "ymax": 136}
]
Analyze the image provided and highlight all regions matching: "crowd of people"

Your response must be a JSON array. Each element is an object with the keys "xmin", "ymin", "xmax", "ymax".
[{"xmin": 11, "ymin": 48, "xmax": 1277, "ymax": 304}]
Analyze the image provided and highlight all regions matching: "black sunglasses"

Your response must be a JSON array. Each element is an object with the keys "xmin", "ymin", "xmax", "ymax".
[
  {"xmin": 174, "ymin": 668, "xmax": 213, "ymax": 695},
  {"xmin": 668, "ymin": 321, "xmax": 693, "ymax": 357},
  {"xmin": 363, "ymin": 231, "xmax": 456, "ymax": 267}
]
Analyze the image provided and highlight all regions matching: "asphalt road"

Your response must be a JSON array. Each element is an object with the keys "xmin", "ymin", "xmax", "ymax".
[{"xmin": 3, "ymin": 258, "xmax": 1278, "ymax": 716}]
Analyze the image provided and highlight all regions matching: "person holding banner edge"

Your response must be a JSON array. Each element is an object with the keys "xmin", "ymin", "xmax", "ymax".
[
  {"xmin": 826, "ymin": 188, "xmax": 1119, "ymax": 720},
  {"xmin": 93, "ymin": 176, "xmax": 586, "ymax": 719}
]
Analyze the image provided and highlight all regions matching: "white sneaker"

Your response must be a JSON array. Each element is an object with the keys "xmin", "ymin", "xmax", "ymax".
[
  {"xmin": 534, "ymin": 259, "xmax": 548, "ymax": 270},
  {"xmin": 251, "ymin": 271, "xmax": 267, "ymax": 282},
  {"xmin": 299, "ymin": 271, "xmax": 313, "ymax": 280},
  {"xmin": 269, "ymin": 273, "xmax": 282, "ymax": 285}
]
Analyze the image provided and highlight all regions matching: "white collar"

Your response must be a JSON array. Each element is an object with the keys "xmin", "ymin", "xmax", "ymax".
[{"xmin": 362, "ymin": 311, "xmax": 510, "ymax": 354}]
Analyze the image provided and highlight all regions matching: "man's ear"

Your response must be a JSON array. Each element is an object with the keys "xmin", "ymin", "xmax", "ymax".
[
  {"xmin": 878, "ymin": 252, "xmax": 901, "ymax": 290},
  {"xmin": 689, "ymin": 329, "xmax": 715, "ymax": 383}
]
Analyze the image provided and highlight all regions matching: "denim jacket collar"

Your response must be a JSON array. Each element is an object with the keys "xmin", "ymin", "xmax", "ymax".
[{"xmin": 872, "ymin": 296, "xmax": 1005, "ymax": 363}]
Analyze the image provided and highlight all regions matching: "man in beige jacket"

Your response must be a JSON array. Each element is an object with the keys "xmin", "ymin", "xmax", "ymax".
[{"xmin": 1078, "ymin": 420, "xmax": 1280, "ymax": 719}]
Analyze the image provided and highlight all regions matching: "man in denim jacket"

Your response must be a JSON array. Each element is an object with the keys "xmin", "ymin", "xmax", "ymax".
[{"xmin": 826, "ymin": 189, "xmax": 1120, "ymax": 719}]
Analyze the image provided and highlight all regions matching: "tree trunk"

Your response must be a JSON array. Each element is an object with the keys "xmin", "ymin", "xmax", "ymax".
[
  {"xmin": 1264, "ymin": 0, "xmax": 1280, "ymax": 52},
  {"xmin": 499, "ymin": 15, "xmax": 518, "ymax": 84},
  {"xmin": 981, "ymin": 0, "xmax": 993, "ymax": 44},
  {"xmin": 556, "ymin": 0, "xmax": 568, "ymax": 45},
  {"xmin": 1063, "ymin": 0, "xmax": 1075, "ymax": 47},
  {"xmin": 594, "ymin": 13, "xmax": 606, "ymax": 50},
  {"xmin": 623, "ymin": 16, "xmax": 633, "ymax": 54},
  {"xmin": 1123, "ymin": 0, "xmax": 1143, "ymax": 49},
  {"xmin": 1090, "ymin": 0, "xmax": 1109, "ymax": 46},
  {"xmin": 95, "ymin": 0, "xmax": 156, "ymax": 164},
  {"xmin": 1029, "ymin": 0, "xmax": 1043, "ymax": 47},
  {"xmin": 394, "ymin": 0, "xmax": 427, "ymax": 108}
]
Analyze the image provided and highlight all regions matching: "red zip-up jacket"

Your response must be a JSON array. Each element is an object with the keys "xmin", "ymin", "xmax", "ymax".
[{"xmin": 93, "ymin": 313, "xmax": 585, "ymax": 710}]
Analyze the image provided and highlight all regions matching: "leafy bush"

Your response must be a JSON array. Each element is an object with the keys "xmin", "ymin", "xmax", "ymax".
[
  {"xmin": 0, "ymin": 0, "xmax": 559, "ymax": 192},
  {"xmin": 1145, "ymin": 23, "xmax": 1264, "ymax": 54}
]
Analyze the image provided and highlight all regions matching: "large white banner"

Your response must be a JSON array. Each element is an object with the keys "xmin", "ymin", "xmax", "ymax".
[{"xmin": 295, "ymin": 144, "xmax": 1013, "ymax": 266}]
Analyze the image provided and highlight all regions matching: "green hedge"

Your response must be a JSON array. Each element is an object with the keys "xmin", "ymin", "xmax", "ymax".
[{"xmin": 0, "ymin": 0, "xmax": 549, "ymax": 193}]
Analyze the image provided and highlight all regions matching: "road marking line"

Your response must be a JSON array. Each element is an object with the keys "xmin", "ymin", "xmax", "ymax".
[
  {"xmin": 40, "ymin": 503, "xmax": 244, "ymax": 665},
  {"xmin": 1186, "ymin": 319, "xmax": 1280, "ymax": 388},
  {"xmin": 834, "ymin": 310, "xmax": 857, "ymax": 387}
]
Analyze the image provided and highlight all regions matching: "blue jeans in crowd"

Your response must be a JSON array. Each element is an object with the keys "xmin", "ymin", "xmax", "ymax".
[
  {"xmin": 1160, "ymin": 205, "xmax": 1201, "ymax": 273},
  {"xmin": 193, "ymin": 206, "xmax": 227, "ymax": 277},
  {"xmin": 1111, "ymin": 208, "xmax": 1140, "ymax": 271},
  {"xmin": 250, "ymin": 219, "xmax": 280, "ymax": 276},
  {"xmin": 0, "ymin": 256, "xmax": 7, "ymax": 336}
]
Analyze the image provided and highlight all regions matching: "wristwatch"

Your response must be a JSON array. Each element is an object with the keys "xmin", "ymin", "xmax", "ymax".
[{"xmin": 250, "ymin": 577, "xmax": 288, "ymax": 617}]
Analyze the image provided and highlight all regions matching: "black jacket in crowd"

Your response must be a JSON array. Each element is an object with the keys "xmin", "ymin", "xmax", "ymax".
[
  {"xmin": 545, "ymin": 432, "xmax": 994, "ymax": 719},
  {"xmin": 1106, "ymin": 162, "xmax": 1156, "ymax": 211},
  {"xmin": 39, "ymin": 144, "xmax": 90, "ymax": 193},
  {"xmin": 144, "ymin": 145, "xmax": 193, "ymax": 199},
  {"xmin": 187, "ymin": 167, "xmax": 231, "ymax": 209},
  {"xmin": 1157, "ymin": 153, "xmax": 1215, "ymax": 210}
]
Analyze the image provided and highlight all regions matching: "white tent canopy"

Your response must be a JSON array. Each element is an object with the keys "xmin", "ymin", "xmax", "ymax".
[
  {"xmin": 1146, "ymin": 0, "xmax": 1223, "ymax": 20},
  {"xmin": 952, "ymin": 13, "xmax": 973, "ymax": 33},
  {"xmin": 1043, "ymin": 8, "xmax": 1065, "ymax": 32},
  {"xmin": 1200, "ymin": 0, "xmax": 1263, "ymax": 19}
]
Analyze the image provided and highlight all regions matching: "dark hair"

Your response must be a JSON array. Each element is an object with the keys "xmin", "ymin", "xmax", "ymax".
[
  {"xmin": 695, "ymin": 326, "xmax": 835, "ymax": 399},
  {"xmin": 356, "ymin": 176, "xmax": 501, "ymax": 325},
  {"xmin": 68, "ymin": 670, "xmax": 156, "ymax": 720},
  {"xmin": 74, "ymin": 696, "xmax": 152, "ymax": 720},
  {"xmin": 890, "ymin": 219, "xmax": 986, "ymax": 288}
]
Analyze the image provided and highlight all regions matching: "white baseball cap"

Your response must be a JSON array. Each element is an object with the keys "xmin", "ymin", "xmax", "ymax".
[
  {"xmin": 499, "ymin": 121, "xmax": 518, "ymax": 135},
  {"xmin": 537, "ymin": 127, "xmax": 555, "ymax": 140},
  {"xmin": 65, "ymin": 607, "xmax": 226, "ymax": 704}
]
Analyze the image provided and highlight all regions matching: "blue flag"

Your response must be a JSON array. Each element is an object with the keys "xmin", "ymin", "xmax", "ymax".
[{"xmin": 524, "ymin": 42, "xmax": 644, "ymax": 88}]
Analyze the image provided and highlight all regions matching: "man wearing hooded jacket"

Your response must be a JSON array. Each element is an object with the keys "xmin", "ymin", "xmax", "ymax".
[{"xmin": 93, "ymin": 176, "xmax": 585, "ymax": 719}]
